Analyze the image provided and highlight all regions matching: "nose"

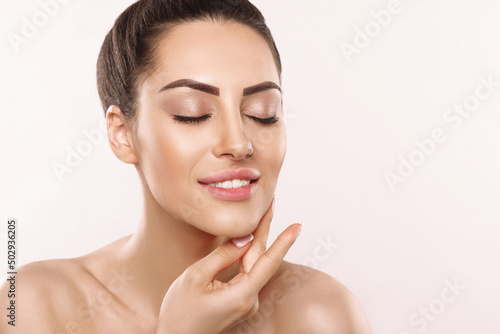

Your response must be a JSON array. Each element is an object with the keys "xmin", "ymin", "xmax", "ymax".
[{"xmin": 212, "ymin": 113, "xmax": 253, "ymax": 160}]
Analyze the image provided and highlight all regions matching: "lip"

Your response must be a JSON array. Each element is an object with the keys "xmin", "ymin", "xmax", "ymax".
[
  {"xmin": 198, "ymin": 168, "xmax": 260, "ymax": 185},
  {"xmin": 198, "ymin": 168, "xmax": 260, "ymax": 201}
]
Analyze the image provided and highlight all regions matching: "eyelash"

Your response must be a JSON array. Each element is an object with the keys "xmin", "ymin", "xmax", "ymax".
[
  {"xmin": 247, "ymin": 115, "xmax": 279, "ymax": 125},
  {"xmin": 173, "ymin": 114, "xmax": 211, "ymax": 124},
  {"xmin": 173, "ymin": 114, "xmax": 279, "ymax": 125}
]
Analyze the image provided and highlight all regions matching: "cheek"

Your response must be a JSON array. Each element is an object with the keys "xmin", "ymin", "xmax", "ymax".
[
  {"xmin": 252, "ymin": 124, "xmax": 287, "ymax": 173},
  {"xmin": 137, "ymin": 120, "xmax": 209, "ymax": 209}
]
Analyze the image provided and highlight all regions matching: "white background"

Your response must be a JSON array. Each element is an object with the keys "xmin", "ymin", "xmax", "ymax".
[{"xmin": 1, "ymin": 0, "xmax": 499, "ymax": 333}]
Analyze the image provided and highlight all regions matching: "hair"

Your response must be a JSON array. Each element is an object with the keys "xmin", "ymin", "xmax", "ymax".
[{"xmin": 96, "ymin": 0, "xmax": 282, "ymax": 121}]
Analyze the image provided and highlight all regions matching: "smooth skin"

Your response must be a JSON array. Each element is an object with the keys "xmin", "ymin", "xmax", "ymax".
[{"xmin": 0, "ymin": 21, "xmax": 372, "ymax": 333}]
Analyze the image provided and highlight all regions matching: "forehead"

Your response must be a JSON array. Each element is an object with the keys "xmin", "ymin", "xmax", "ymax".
[{"xmin": 147, "ymin": 20, "xmax": 280, "ymax": 88}]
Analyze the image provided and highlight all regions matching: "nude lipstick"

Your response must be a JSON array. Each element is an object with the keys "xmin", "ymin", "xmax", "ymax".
[{"xmin": 198, "ymin": 168, "xmax": 259, "ymax": 201}]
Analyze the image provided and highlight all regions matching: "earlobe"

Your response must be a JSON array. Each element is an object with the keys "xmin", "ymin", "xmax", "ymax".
[{"xmin": 106, "ymin": 105, "xmax": 139, "ymax": 164}]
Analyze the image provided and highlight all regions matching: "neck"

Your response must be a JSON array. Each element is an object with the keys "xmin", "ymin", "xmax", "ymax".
[{"xmin": 121, "ymin": 179, "xmax": 240, "ymax": 315}]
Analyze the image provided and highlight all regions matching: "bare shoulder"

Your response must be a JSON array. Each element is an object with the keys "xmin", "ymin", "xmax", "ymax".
[
  {"xmin": 0, "ymin": 258, "xmax": 89, "ymax": 333},
  {"xmin": 0, "ymin": 237, "xmax": 131, "ymax": 333},
  {"xmin": 266, "ymin": 261, "xmax": 372, "ymax": 334}
]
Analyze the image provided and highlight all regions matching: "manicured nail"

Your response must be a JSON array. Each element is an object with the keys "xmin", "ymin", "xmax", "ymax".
[
  {"xmin": 232, "ymin": 234, "xmax": 254, "ymax": 248},
  {"xmin": 297, "ymin": 222, "xmax": 304, "ymax": 235}
]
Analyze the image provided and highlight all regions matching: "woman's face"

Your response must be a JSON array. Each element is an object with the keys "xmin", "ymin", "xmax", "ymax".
[{"xmin": 132, "ymin": 20, "xmax": 286, "ymax": 237}]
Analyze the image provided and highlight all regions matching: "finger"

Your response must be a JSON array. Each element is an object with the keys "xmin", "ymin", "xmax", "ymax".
[
  {"xmin": 240, "ymin": 196, "xmax": 275, "ymax": 273},
  {"xmin": 253, "ymin": 196, "xmax": 275, "ymax": 250},
  {"xmin": 188, "ymin": 235, "xmax": 253, "ymax": 283},
  {"xmin": 246, "ymin": 223, "xmax": 302, "ymax": 293}
]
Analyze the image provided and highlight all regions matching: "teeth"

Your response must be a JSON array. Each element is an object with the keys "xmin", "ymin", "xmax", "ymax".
[{"xmin": 209, "ymin": 179, "xmax": 251, "ymax": 189}]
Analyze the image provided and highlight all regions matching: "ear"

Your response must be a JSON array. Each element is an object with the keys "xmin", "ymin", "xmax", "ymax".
[{"xmin": 106, "ymin": 105, "xmax": 139, "ymax": 164}]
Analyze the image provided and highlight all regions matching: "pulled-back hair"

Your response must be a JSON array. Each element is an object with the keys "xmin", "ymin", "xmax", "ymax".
[{"xmin": 96, "ymin": 0, "xmax": 282, "ymax": 119}]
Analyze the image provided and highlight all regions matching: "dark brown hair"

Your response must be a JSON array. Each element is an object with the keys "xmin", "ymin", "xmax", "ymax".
[{"xmin": 96, "ymin": 0, "xmax": 282, "ymax": 120}]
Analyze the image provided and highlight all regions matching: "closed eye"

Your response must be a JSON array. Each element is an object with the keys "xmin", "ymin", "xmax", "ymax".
[
  {"xmin": 173, "ymin": 114, "xmax": 212, "ymax": 124},
  {"xmin": 173, "ymin": 114, "xmax": 279, "ymax": 125},
  {"xmin": 246, "ymin": 115, "xmax": 279, "ymax": 125}
]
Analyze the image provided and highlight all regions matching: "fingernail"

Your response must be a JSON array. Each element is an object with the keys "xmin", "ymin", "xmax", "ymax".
[
  {"xmin": 297, "ymin": 222, "xmax": 304, "ymax": 235},
  {"xmin": 232, "ymin": 234, "xmax": 254, "ymax": 248}
]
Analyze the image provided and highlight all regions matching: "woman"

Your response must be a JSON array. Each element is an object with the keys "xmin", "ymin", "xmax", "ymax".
[{"xmin": 1, "ymin": 0, "xmax": 372, "ymax": 333}]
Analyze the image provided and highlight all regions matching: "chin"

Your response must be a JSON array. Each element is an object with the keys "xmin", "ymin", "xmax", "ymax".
[{"xmin": 192, "ymin": 207, "xmax": 261, "ymax": 238}]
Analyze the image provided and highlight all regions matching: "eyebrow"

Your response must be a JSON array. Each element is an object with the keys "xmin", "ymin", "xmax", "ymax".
[
  {"xmin": 157, "ymin": 79, "xmax": 282, "ymax": 97},
  {"xmin": 243, "ymin": 81, "xmax": 282, "ymax": 96},
  {"xmin": 158, "ymin": 79, "xmax": 220, "ymax": 96}
]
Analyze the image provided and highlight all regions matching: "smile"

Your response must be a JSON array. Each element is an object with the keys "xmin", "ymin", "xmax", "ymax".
[
  {"xmin": 208, "ymin": 179, "xmax": 252, "ymax": 189},
  {"xmin": 198, "ymin": 168, "xmax": 260, "ymax": 200}
]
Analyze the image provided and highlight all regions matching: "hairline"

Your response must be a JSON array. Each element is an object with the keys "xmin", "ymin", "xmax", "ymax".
[
  {"xmin": 134, "ymin": 17, "xmax": 281, "ymax": 91},
  {"xmin": 126, "ymin": 17, "xmax": 282, "ymax": 129}
]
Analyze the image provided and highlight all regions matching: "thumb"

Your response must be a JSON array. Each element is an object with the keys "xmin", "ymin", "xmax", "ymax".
[{"xmin": 187, "ymin": 234, "xmax": 254, "ymax": 283}]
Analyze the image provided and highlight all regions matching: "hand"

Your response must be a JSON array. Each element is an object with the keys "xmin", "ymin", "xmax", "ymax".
[
  {"xmin": 154, "ymin": 197, "xmax": 302, "ymax": 334},
  {"xmin": 239, "ymin": 197, "xmax": 276, "ymax": 275}
]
